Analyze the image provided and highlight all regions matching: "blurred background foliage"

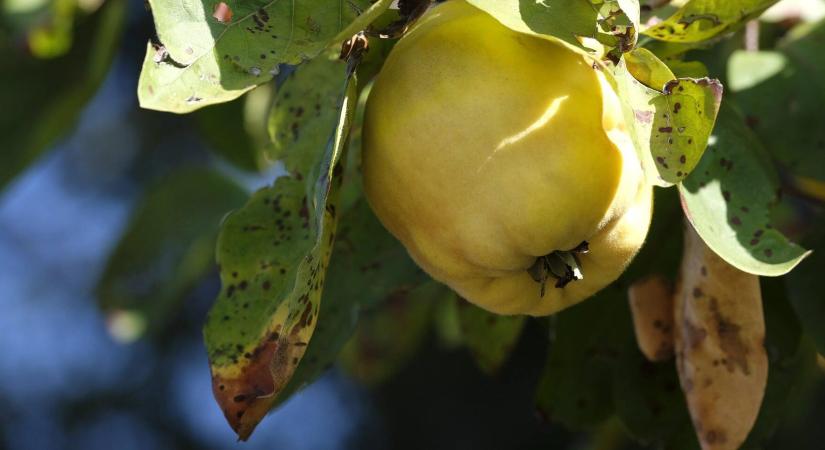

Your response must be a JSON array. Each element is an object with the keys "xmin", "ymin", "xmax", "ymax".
[{"xmin": 1, "ymin": 0, "xmax": 825, "ymax": 449}]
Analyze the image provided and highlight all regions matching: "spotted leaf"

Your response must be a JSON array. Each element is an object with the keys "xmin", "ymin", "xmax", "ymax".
[
  {"xmin": 138, "ymin": 0, "xmax": 393, "ymax": 113},
  {"xmin": 679, "ymin": 104, "xmax": 810, "ymax": 276},
  {"xmin": 202, "ymin": 56, "xmax": 357, "ymax": 440},
  {"xmin": 613, "ymin": 48, "xmax": 723, "ymax": 186},
  {"xmin": 643, "ymin": 0, "xmax": 779, "ymax": 43},
  {"xmin": 275, "ymin": 197, "xmax": 428, "ymax": 401}
]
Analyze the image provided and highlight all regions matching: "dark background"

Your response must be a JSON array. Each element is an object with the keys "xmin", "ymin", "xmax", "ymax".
[{"xmin": 2, "ymin": 0, "xmax": 825, "ymax": 449}]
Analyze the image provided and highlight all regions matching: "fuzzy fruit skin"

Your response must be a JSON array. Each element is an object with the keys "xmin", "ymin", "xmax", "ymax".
[{"xmin": 362, "ymin": 0, "xmax": 652, "ymax": 316}]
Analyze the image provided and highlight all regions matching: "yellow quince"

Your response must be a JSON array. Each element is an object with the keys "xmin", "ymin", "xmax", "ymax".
[{"xmin": 362, "ymin": 0, "xmax": 653, "ymax": 316}]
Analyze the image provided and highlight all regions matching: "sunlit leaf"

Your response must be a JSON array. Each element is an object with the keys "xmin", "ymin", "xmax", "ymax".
[
  {"xmin": 467, "ymin": 0, "xmax": 639, "ymax": 57},
  {"xmin": 138, "ymin": 0, "xmax": 392, "ymax": 113},
  {"xmin": 679, "ymin": 104, "xmax": 810, "ymax": 276},
  {"xmin": 643, "ymin": 0, "xmax": 779, "ymax": 43},
  {"xmin": 613, "ymin": 48, "xmax": 723, "ymax": 186}
]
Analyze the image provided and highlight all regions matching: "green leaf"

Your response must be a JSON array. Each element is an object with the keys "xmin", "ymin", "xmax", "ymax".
[
  {"xmin": 97, "ymin": 168, "xmax": 247, "ymax": 342},
  {"xmin": 193, "ymin": 83, "xmax": 274, "ymax": 172},
  {"xmin": 277, "ymin": 197, "xmax": 427, "ymax": 400},
  {"xmin": 0, "ymin": 0, "xmax": 125, "ymax": 189},
  {"xmin": 728, "ymin": 21, "xmax": 825, "ymax": 183},
  {"xmin": 6, "ymin": 0, "xmax": 77, "ymax": 58},
  {"xmin": 457, "ymin": 302, "xmax": 526, "ymax": 375},
  {"xmin": 535, "ymin": 289, "xmax": 629, "ymax": 429},
  {"xmin": 137, "ymin": 0, "xmax": 392, "ymax": 113},
  {"xmin": 202, "ymin": 55, "xmax": 357, "ymax": 440},
  {"xmin": 339, "ymin": 281, "xmax": 443, "ymax": 385},
  {"xmin": 612, "ymin": 345, "xmax": 695, "ymax": 446},
  {"xmin": 268, "ymin": 51, "xmax": 349, "ymax": 168},
  {"xmin": 466, "ymin": 0, "xmax": 639, "ymax": 56},
  {"xmin": 643, "ymin": 0, "xmax": 779, "ymax": 43},
  {"xmin": 611, "ymin": 193, "xmax": 694, "ymax": 447},
  {"xmin": 679, "ymin": 104, "xmax": 810, "ymax": 276},
  {"xmin": 613, "ymin": 48, "xmax": 723, "ymax": 186},
  {"xmin": 785, "ymin": 222, "xmax": 825, "ymax": 355},
  {"xmin": 742, "ymin": 278, "xmax": 819, "ymax": 448}
]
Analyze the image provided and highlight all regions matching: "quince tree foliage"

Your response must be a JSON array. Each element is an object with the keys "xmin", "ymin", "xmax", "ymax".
[{"xmin": 9, "ymin": 0, "xmax": 820, "ymax": 446}]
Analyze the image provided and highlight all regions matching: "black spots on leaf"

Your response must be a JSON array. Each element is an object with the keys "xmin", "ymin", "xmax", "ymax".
[
  {"xmin": 262, "ymin": 281, "xmax": 271, "ymax": 291},
  {"xmin": 730, "ymin": 216, "xmax": 742, "ymax": 226},
  {"xmin": 656, "ymin": 156, "xmax": 669, "ymax": 169},
  {"xmin": 305, "ymin": 16, "xmax": 321, "ymax": 35},
  {"xmin": 659, "ymin": 126, "xmax": 673, "ymax": 133},
  {"xmin": 227, "ymin": 285, "xmax": 236, "ymax": 298},
  {"xmin": 248, "ymin": 8, "xmax": 273, "ymax": 35},
  {"xmin": 673, "ymin": 102, "xmax": 682, "ymax": 114},
  {"xmin": 239, "ymin": 281, "xmax": 248, "ymax": 291},
  {"xmin": 299, "ymin": 197, "xmax": 310, "ymax": 229},
  {"xmin": 680, "ymin": 154, "xmax": 687, "ymax": 164}
]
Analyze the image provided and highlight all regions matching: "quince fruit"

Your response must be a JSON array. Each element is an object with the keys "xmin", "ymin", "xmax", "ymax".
[{"xmin": 362, "ymin": 0, "xmax": 653, "ymax": 316}]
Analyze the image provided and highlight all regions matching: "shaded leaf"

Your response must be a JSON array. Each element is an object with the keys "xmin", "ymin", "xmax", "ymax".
[
  {"xmin": 614, "ymin": 48, "xmax": 723, "ymax": 186},
  {"xmin": 138, "ymin": 0, "xmax": 392, "ymax": 113},
  {"xmin": 679, "ymin": 104, "xmax": 810, "ymax": 276},
  {"xmin": 535, "ymin": 289, "xmax": 629, "ymax": 429},
  {"xmin": 742, "ymin": 277, "xmax": 819, "ymax": 448},
  {"xmin": 339, "ymin": 281, "xmax": 443, "ymax": 385},
  {"xmin": 193, "ymin": 83, "xmax": 274, "ymax": 172},
  {"xmin": 728, "ymin": 20, "xmax": 825, "ymax": 183},
  {"xmin": 268, "ymin": 51, "xmax": 347, "ymax": 168},
  {"xmin": 457, "ymin": 302, "xmax": 526, "ymax": 375},
  {"xmin": 277, "ymin": 197, "xmax": 427, "ymax": 401},
  {"xmin": 0, "ymin": 0, "xmax": 125, "ymax": 189},
  {"xmin": 612, "ymin": 340, "xmax": 694, "ymax": 446},
  {"xmin": 202, "ymin": 56, "xmax": 357, "ymax": 440},
  {"xmin": 97, "ymin": 168, "xmax": 247, "ymax": 341},
  {"xmin": 643, "ymin": 0, "xmax": 779, "ymax": 43},
  {"xmin": 785, "ymin": 221, "xmax": 825, "ymax": 355}
]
